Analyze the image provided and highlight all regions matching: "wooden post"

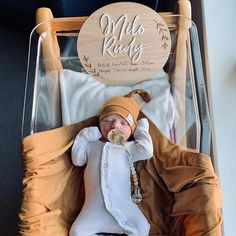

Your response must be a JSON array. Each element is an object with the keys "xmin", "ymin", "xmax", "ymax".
[{"xmin": 36, "ymin": 7, "xmax": 62, "ymax": 72}]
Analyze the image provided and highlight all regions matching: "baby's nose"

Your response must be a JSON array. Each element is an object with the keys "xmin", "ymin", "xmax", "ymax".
[{"xmin": 111, "ymin": 120, "xmax": 120, "ymax": 129}]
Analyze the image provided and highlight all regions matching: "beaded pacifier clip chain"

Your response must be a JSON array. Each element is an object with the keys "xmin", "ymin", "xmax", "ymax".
[{"xmin": 107, "ymin": 129, "xmax": 143, "ymax": 204}]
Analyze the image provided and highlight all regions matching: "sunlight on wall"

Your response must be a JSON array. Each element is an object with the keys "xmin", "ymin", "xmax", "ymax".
[{"xmin": 201, "ymin": 0, "xmax": 236, "ymax": 235}]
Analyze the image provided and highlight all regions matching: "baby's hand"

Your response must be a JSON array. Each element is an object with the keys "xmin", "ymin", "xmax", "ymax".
[
  {"xmin": 133, "ymin": 118, "xmax": 149, "ymax": 138},
  {"xmin": 136, "ymin": 118, "xmax": 149, "ymax": 129},
  {"xmin": 78, "ymin": 126, "xmax": 102, "ymax": 141}
]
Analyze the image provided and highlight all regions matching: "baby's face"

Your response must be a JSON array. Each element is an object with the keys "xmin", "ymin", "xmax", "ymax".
[{"xmin": 100, "ymin": 114, "xmax": 132, "ymax": 142}]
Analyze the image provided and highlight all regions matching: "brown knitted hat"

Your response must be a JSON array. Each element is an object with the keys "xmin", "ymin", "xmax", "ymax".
[{"xmin": 99, "ymin": 89, "xmax": 151, "ymax": 133}]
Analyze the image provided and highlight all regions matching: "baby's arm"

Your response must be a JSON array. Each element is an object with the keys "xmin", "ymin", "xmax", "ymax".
[
  {"xmin": 130, "ymin": 118, "xmax": 153, "ymax": 162},
  {"xmin": 71, "ymin": 126, "xmax": 102, "ymax": 166}
]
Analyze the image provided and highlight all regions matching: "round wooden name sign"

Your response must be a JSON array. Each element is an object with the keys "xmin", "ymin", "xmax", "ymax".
[{"xmin": 77, "ymin": 2, "xmax": 171, "ymax": 85}]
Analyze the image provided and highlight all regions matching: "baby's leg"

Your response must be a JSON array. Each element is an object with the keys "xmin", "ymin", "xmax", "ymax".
[
  {"xmin": 96, "ymin": 233, "xmax": 133, "ymax": 236},
  {"xmin": 69, "ymin": 212, "xmax": 125, "ymax": 236},
  {"xmin": 126, "ymin": 207, "xmax": 150, "ymax": 236},
  {"xmin": 69, "ymin": 217, "xmax": 97, "ymax": 236},
  {"xmin": 132, "ymin": 219, "xmax": 150, "ymax": 236},
  {"xmin": 69, "ymin": 225, "xmax": 98, "ymax": 236}
]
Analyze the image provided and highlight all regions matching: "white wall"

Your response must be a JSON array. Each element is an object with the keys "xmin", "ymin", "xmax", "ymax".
[{"xmin": 201, "ymin": 0, "xmax": 236, "ymax": 235}]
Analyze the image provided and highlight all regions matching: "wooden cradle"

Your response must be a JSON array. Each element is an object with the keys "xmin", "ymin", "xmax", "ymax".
[{"xmin": 19, "ymin": 1, "xmax": 222, "ymax": 235}]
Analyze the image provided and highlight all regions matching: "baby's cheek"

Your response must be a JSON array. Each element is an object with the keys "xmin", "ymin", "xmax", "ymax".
[
  {"xmin": 122, "ymin": 127, "xmax": 132, "ymax": 140},
  {"xmin": 101, "ymin": 127, "xmax": 110, "ymax": 140}
]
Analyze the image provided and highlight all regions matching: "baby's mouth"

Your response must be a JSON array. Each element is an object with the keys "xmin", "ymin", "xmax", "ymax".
[{"xmin": 107, "ymin": 129, "xmax": 125, "ymax": 145}]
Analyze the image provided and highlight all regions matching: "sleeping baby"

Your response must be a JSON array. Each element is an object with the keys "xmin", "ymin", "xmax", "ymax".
[{"xmin": 69, "ymin": 89, "xmax": 153, "ymax": 236}]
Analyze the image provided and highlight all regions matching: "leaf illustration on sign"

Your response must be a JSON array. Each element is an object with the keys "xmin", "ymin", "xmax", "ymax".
[
  {"xmin": 154, "ymin": 20, "xmax": 169, "ymax": 50},
  {"xmin": 83, "ymin": 55, "xmax": 104, "ymax": 79}
]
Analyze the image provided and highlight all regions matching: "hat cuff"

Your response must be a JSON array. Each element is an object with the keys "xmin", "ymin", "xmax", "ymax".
[{"xmin": 99, "ymin": 106, "xmax": 137, "ymax": 133}]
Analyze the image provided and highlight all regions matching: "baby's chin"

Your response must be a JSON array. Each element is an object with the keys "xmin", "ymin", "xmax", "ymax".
[{"xmin": 100, "ymin": 136, "xmax": 108, "ymax": 142}]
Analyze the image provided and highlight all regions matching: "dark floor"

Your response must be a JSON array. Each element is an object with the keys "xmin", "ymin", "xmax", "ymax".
[{"xmin": 0, "ymin": 24, "xmax": 29, "ymax": 235}]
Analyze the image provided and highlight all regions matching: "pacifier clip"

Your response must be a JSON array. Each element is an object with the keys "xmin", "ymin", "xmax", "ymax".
[
  {"xmin": 107, "ymin": 129, "xmax": 143, "ymax": 204},
  {"xmin": 127, "ymin": 153, "xmax": 143, "ymax": 204}
]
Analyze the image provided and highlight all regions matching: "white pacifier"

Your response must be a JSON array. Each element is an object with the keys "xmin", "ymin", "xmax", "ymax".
[{"xmin": 107, "ymin": 129, "xmax": 125, "ymax": 145}]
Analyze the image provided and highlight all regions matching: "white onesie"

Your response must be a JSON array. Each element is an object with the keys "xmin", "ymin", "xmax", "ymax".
[{"xmin": 69, "ymin": 118, "xmax": 153, "ymax": 236}]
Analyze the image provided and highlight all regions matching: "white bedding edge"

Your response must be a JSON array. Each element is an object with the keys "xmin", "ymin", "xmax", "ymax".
[{"xmin": 59, "ymin": 69, "xmax": 175, "ymax": 138}]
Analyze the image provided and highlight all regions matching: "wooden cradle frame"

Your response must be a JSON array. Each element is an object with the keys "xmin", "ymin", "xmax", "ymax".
[
  {"xmin": 22, "ymin": 0, "xmax": 211, "ymax": 155},
  {"xmin": 19, "ymin": 1, "xmax": 222, "ymax": 236}
]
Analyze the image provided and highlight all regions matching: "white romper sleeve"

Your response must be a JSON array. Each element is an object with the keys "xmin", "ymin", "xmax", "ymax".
[
  {"xmin": 130, "ymin": 118, "xmax": 153, "ymax": 162},
  {"xmin": 71, "ymin": 126, "xmax": 102, "ymax": 166}
]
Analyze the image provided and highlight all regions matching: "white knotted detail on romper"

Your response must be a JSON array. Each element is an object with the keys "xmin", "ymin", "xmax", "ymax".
[{"xmin": 69, "ymin": 118, "xmax": 153, "ymax": 236}]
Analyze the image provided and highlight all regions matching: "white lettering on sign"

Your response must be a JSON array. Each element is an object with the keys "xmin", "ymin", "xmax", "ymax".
[
  {"xmin": 102, "ymin": 37, "xmax": 144, "ymax": 62},
  {"xmin": 100, "ymin": 13, "xmax": 147, "ymax": 62}
]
